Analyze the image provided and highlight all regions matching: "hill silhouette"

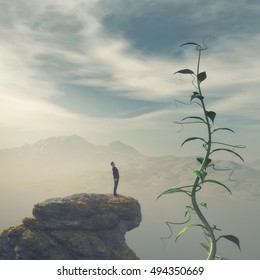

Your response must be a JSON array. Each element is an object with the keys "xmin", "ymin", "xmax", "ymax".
[{"xmin": 0, "ymin": 135, "xmax": 260, "ymax": 259}]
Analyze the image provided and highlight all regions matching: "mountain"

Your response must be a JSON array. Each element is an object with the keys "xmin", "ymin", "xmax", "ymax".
[
  {"xmin": 0, "ymin": 135, "xmax": 259, "ymax": 198},
  {"xmin": 0, "ymin": 135, "xmax": 142, "ymax": 180},
  {"xmin": 1, "ymin": 135, "xmax": 260, "ymax": 260},
  {"xmin": 107, "ymin": 141, "xmax": 140, "ymax": 157},
  {"xmin": 31, "ymin": 135, "xmax": 95, "ymax": 153},
  {"xmin": 0, "ymin": 135, "xmax": 141, "ymax": 158}
]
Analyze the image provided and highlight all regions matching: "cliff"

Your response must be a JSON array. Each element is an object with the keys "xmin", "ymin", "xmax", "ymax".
[{"xmin": 0, "ymin": 193, "xmax": 141, "ymax": 260}]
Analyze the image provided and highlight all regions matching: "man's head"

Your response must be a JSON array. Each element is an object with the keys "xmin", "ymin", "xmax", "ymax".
[{"xmin": 110, "ymin": 161, "xmax": 115, "ymax": 167}]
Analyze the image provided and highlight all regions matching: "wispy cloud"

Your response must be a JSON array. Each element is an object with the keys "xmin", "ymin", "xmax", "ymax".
[{"xmin": 0, "ymin": 0, "xmax": 259, "ymax": 158}]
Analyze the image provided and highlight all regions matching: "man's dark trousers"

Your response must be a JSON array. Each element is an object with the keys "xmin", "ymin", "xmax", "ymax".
[{"xmin": 114, "ymin": 178, "xmax": 119, "ymax": 196}]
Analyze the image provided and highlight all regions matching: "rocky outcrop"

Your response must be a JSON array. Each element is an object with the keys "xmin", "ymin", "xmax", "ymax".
[{"xmin": 0, "ymin": 193, "xmax": 141, "ymax": 260}]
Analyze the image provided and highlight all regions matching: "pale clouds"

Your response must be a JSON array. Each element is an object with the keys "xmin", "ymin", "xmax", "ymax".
[
  {"xmin": 0, "ymin": 0, "xmax": 176, "ymax": 151},
  {"xmin": 0, "ymin": 0, "xmax": 259, "ymax": 158},
  {"xmin": 0, "ymin": 0, "xmax": 176, "ymax": 99}
]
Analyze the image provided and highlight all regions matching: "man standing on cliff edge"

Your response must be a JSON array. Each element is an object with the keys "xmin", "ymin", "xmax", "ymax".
[{"xmin": 111, "ymin": 161, "xmax": 119, "ymax": 197}]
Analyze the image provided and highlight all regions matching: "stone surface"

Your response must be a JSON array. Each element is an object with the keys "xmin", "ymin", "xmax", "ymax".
[{"xmin": 0, "ymin": 193, "xmax": 141, "ymax": 260}]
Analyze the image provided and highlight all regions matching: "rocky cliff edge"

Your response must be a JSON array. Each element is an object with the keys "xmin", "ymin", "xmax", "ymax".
[{"xmin": 0, "ymin": 193, "xmax": 141, "ymax": 260}]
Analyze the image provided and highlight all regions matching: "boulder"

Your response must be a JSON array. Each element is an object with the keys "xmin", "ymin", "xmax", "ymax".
[{"xmin": 0, "ymin": 193, "xmax": 141, "ymax": 260}]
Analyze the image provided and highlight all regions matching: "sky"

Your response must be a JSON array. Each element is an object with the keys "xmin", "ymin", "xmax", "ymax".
[{"xmin": 0, "ymin": 0, "xmax": 260, "ymax": 159}]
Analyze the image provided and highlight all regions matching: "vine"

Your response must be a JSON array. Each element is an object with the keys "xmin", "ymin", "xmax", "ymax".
[{"xmin": 158, "ymin": 42, "xmax": 245, "ymax": 259}]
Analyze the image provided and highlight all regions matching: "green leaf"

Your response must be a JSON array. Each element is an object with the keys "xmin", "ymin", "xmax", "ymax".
[
  {"xmin": 174, "ymin": 69, "xmax": 195, "ymax": 75},
  {"xmin": 215, "ymin": 255, "xmax": 228, "ymax": 260},
  {"xmin": 186, "ymin": 205, "xmax": 195, "ymax": 214},
  {"xmin": 206, "ymin": 111, "xmax": 216, "ymax": 123},
  {"xmin": 181, "ymin": 42, "xmax": 200, "ymax": 47},
  {"xmin": 196, "ymin": 157, "xmax": 212, "ymax": 166},
  {"xmin": 198, "ymin": 71, "xmax": 207, "ymax": 83},
  {"xmin": 175, "ymin": 224, "xmax": 202, "ymax": 242},
  {"xmin": 194, "ymin": 170, "xmax": 207, "ymax": 181},
  {"xmin": 203, "ymin": 229, "xmax": 212, "ymax": 238},
  {"xmin": 157, "ymin": 186, "xmax": 191, "ymax": 199},
  {"xmin": 190, "ymin": 92, "xmax": 199, "ymax": 102},
  {"xmin": 212, "ymin": 127, "xmax": 235, "ymax": 134},
  {"xmin": 218, "ymin": 235, "xmax": 241, "ymax": 251},
  {"xmin": 203, "ymin": 179, "xmax": 232, "ymax": 194},
  {"xmin": 181, "ymin": 116, "xmax": 206, "ymax": 123},
  {"xmin": 181, "ymin": 137, "xmax": 207, "ymax": 147},
  {"xmin": 200, "ymin": 242, "xmax": 210, "ymax": 252},
  {"xmin": 196, "ymin": 157, "xmax": 204, "ymax": 164},
  {"xmin": 210, "ymin": 148, "xmax": 245, "ymax": 163},
  {"xmin": 190, "ymin": 92, "xmax": 204, "ymax": 102},
  {"xmin": 199, "ymin": 202, "xmax": 208, "ymax": 209}
]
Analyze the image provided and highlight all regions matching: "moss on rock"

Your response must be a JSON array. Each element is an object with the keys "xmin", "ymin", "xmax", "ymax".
[{"xmin": 0, "ymin": 193, "xmax": 141, "ymax": 260}]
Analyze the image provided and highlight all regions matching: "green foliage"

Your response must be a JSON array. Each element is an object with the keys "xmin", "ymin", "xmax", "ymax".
[
  {"xmin": 158, "ymin": 42, "xmax": 245, "ymax": 259},
  {"xmin": 157, "ymin": 186, "xmax": 192, "ymax": 199},
  {"xmin": 175, "ymin": 224, "xmax": 203, "ymax": 242},
  {"xmin": 217, "ymin": 235, "xmax": 241, "ymax": 251}
]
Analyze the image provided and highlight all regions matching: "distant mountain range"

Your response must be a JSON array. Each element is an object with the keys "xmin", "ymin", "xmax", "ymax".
[
  {"xmin": 0, "ymin": 135, "xmax": 142, "ymax": 178},
  {"xmin": 0, "ymin": 135, "xmax": 259, "ymax": 199},
  {"xmin": 1, "ymin": 135, "xmax": 260, "ymax": 260},
  {"xmin": 1, "ymin": 135, "xmax": 141, "ymax": 158}
]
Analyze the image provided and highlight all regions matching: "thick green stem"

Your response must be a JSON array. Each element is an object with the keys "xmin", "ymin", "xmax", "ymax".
[
  {"xmin": 191, "ymin": 47, "xmax": 217, "ymax": 260},
  {"xmin": 191, "ymin": 179, "xmax": 216, "ymax": 259}
]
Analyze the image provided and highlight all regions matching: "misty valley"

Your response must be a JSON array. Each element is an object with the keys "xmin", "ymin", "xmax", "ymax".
[{"xmin": 1, "ymin": 135, "xmax": 260, "ymax": 259}]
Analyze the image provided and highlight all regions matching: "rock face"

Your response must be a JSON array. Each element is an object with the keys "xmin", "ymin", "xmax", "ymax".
[{"xmin": 0, "ymin": 193, "xmax": 141, "ymax": 260}]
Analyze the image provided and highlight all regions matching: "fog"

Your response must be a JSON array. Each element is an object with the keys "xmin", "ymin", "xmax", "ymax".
[{"xmin": 1, "ymin": 136, "xmax": 259, "ymax": 259}]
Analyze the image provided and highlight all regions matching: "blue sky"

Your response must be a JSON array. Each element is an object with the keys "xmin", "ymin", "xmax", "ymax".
[{"xmin": 0, "ymin": 0, "xmax": 259, "ymax": 159}]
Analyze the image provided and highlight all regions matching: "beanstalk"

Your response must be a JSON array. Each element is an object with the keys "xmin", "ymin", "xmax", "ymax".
[{"xmin": 158, "ymin": 42, "xmax": 245, "ymax": 259}]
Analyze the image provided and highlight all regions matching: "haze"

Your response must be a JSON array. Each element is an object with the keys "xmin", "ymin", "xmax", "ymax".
[
  {"xmin": 0, "ymin": 135, "xmax": 259, "ymax": 259},
  {"xmin": 0, "ymin": 0, "xmax": 260, "ymax": 260}
]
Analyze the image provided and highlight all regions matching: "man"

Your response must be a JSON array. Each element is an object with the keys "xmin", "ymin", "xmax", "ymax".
[{"xmin": 110, "ymin": 161, "xmax": 119, "ymax": 197}]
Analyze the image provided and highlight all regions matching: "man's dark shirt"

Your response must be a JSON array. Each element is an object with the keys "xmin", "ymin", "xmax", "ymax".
[{"xmin": 112, "ymin": 166, "xmax": 119, "ymax": 179}]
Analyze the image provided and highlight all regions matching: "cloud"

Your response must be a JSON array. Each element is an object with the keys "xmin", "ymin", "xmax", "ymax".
[
  {"xmin": 0, "ymin": 0, "xmax": 259, "ymax": 159},
  {"xmin": 0, "ymin": 0, "xmax": 178, "ymax": 99}
]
